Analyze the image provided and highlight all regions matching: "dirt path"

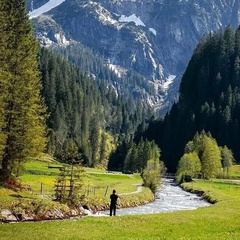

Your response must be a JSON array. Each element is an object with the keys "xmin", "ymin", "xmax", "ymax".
[{"xmin": 119, "ymin": 184, "xmax": 143, "ymax": 195}]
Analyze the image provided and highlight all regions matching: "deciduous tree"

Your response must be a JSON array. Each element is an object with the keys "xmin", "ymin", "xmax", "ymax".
[
  {"xmin": 176, "ymin": 152, "xmax": 201, "ymax": 180},
  {"xmin": 220, "ymin": 145, "xmax": 234, "ymax": 177}
]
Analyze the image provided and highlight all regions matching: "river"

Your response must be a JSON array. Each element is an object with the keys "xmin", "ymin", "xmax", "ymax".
[{"xmin": 95, "ymin": 178, "xmax": 211, "ymax": 216}]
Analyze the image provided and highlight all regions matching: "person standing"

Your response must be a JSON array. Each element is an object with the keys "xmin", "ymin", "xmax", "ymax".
[{"xmin": 110, "ymin": 189, "xmax": 119, "ymax": 216}]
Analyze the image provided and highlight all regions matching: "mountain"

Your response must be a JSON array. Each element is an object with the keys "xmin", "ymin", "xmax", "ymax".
[{"xmin": 27, "ymin": 0, "xmax": 240, "ymax": 113}]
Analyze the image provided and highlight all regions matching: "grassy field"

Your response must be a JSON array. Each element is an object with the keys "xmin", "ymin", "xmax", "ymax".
[
  {"xmin": 1, "ymin": 160, "xmax": 240, "ymax": 239},
  {"xmin": 21, "ymin": 158, "xmax": 143, "ymax": 196},
  {"xmin": 0, "ymin": 157, "xmax": 152, "ymax": 211},
  {"xmin": 228, "ymin": 164, "xmax": 240, "ymax": 178},
  {"xmin": 1, "ymin": 179, "xmax": 240, "ymax": 239}
]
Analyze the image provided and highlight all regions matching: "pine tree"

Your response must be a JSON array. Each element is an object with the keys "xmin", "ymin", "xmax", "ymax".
[
  {"xmin": 89, "ymin": 115, "xmax": 100, "ymax": 167},
  {"xmin": 0, "ymin": 1, "xmax": 47, "ymax": 182},
  {"xmin": 124, "ymin": 142, "xmax": 137, "ymax": 171}
]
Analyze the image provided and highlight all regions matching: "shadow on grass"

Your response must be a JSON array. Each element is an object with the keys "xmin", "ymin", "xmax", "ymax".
[{"xmin": 9, "ymin": 194, "xmax": 24, "ymax": 198}]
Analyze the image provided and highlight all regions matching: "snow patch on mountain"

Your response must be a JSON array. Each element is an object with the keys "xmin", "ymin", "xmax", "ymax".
[
  {"xmin": 107, "ymin": 63, "xmax": 127, "ymax": 78},
  {"xmin": 148, "ymin": 48, "xmax": 157, "ymax": 70},
  {"xmin": 28, "ymin": 0, "xmax": 66, "ymax": 18},
  {"xmin": 162, "ymin": 75, "xmax": 176, "ymax": 90},
  {"xmin": 149, "ymin": 28, "xmax": 157, "ymax": 36},
  {"xmin": 153, "ymin": 75, "xmax": 176, "ymax": 94},
  {"xmin": 119, "ymin": 14, "xmax": 145, "ymax": 26}
]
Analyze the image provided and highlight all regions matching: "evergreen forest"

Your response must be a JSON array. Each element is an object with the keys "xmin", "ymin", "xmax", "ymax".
[
  {"xmin": 39, "ymin": 47, "xmax": 151, "ymax": 168},
  {"xmin": 140, "ymin": 25, "xmax": 240, "ymax": 172}
]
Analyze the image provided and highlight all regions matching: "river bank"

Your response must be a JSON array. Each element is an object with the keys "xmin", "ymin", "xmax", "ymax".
[
  {"xmin": 0, "ymin": 178, "xmax": 213, "ymax": 223},
  {"xmin": 0, "ymin": 185, "xmax": 154, "ymax": 223}
]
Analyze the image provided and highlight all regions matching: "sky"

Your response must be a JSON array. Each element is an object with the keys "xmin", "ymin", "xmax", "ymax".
[{"xmin": 28, "ymin": 0, "xmax": 66, "ymax": 18}]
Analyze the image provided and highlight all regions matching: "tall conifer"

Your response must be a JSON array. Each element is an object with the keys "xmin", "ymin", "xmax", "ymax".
[{"xmin": 0, "ymin": 1, "xmax": 47, "ymax": 182}]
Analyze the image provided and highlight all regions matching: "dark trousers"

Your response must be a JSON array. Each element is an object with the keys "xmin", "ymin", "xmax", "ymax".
[{"xmin": 110, "ymin": 205, "xmax": 116, "ymax": 216}]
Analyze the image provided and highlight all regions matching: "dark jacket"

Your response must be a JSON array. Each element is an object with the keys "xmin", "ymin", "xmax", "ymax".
[{"xmin": 110, "ymin": 193, "xmax": 118, "ymax": 206}]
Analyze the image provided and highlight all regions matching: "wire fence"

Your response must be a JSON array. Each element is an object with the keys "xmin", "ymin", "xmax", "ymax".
[
  {"xmin": 34, "ymin": 183, "xmax": 111, "ymax": 198},
  {"xmin": 83, "ymin": 185, "xmax": 109, "ymax": 197}
]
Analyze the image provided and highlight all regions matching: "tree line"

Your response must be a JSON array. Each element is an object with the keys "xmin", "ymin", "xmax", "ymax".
[{"xmin": 176, "ymin": 130, "xmax": 234, "ymax": 181}]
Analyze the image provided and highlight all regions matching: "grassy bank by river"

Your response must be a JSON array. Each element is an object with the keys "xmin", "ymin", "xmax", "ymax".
[
  {"xmin": 1, "ymin": 178, "xmax": 240, "ymax": 239},
  {"xmin": 0, "ymin": 157, "xmax": 154, "ymax": 221}
]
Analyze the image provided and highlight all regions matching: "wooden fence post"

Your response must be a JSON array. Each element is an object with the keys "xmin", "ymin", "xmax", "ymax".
[{"xmin": 104, "ymin": 186, "xmax": 109, "ymax": 197}]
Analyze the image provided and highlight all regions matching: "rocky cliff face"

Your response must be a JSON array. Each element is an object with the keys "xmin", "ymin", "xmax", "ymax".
[{"xmin": 27, "ymin": 0, "xmax": 240, "ymax": 113}]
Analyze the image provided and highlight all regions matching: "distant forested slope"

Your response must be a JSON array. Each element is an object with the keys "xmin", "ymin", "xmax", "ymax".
[
  {"xmin": 39, "ymin": 48, "xmax": 151, "ymax": 166},
  {"xmin": 140, "ymin": 25, "xmax": 240, "ymax": 172}
]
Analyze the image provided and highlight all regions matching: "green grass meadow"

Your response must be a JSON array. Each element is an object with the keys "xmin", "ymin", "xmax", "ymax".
[
  {"xmin": 1, "ymin": 186, "xmax": 240, "ymax": 240},
  {"xmin": 1, "ymin": 160, "xmax": 240, "ymax": 239},
  {"xmin": 22, "ymin": 158, "xmax": 143, "ymax": 196}
]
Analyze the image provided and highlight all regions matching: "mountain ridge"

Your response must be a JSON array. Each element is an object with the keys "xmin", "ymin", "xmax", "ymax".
[{"xmin": 27, "ymin": 0, "xmax": 240, "ymax": 113}]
